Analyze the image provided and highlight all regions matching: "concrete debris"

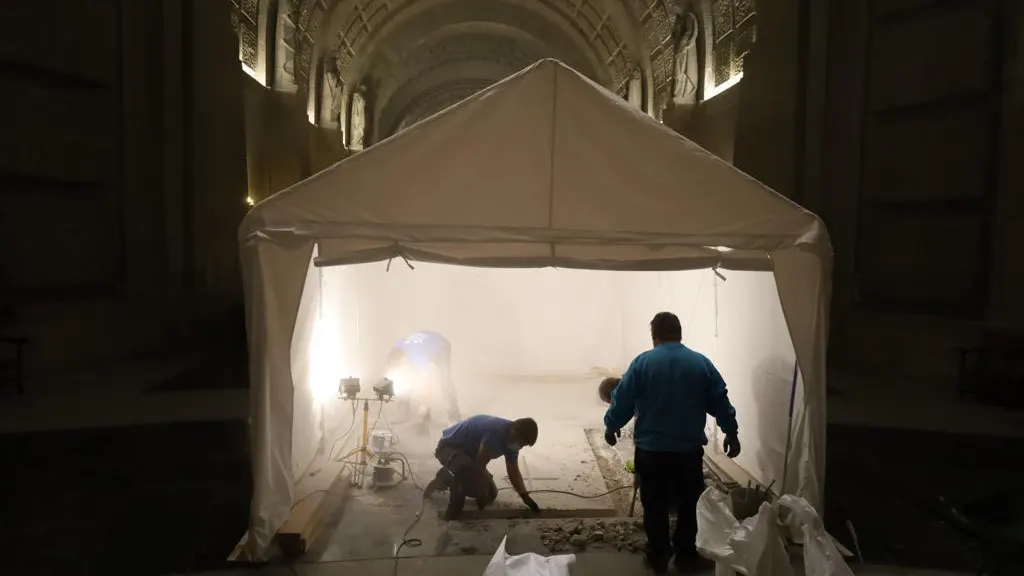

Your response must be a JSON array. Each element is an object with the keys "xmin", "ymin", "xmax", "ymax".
[{"xmin": 537, "ymin": 518, "xmax": 646, "ymax": 554}]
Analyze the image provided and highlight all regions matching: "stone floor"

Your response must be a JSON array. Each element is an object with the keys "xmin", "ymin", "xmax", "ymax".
[{"xmin": 0, "ymin": 420, "xmax": 252, "ymax": 576}]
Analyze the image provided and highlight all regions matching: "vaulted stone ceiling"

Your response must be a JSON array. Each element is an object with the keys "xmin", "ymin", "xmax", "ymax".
[{"xmin": 230, "ymin": 0, "xmax": 756, "ymax": 147}]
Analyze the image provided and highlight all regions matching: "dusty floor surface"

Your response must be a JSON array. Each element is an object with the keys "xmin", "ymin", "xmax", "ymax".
[{"xmin": 305, "ymin": 413, "xmax": 628, "ymax": 563}]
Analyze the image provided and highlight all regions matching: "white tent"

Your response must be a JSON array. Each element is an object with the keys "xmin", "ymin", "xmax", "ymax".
[{"xmin": 239, "ymin": 59, "xmax": 832, "ymax": 559}]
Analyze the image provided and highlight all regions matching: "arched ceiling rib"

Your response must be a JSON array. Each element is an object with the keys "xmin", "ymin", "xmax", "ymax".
[
  {"xmin": 293, "ymin": 0, "xmax": 644, "ymax": 93},
  {"xmin": 234, "ymin": 1, "xmax": 757, "ymax": 138},
  {"xmin": 395, "ymin": 81, "xmax": 492, "ymax": 132},
  {"xmin": 374, "ymin": 30, "xmax": 550, "ymax": 110},
  {"xmin": 378, "ymin": 47, "xmax": 542, "ymax": 137}
]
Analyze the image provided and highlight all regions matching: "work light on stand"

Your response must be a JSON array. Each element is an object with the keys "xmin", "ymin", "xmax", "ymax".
[
  {"xmin": 373, "ymin": 377, "xmax": 395, "ymax": 401},
  {"xmin": 340, "ymin": 377, "xmax": 361, "ymax": 400}
]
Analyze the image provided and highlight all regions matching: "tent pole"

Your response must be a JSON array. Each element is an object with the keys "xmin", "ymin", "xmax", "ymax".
[{"xmin": 780, "ymin": 362, "xmax": 799, "ymax": 497}]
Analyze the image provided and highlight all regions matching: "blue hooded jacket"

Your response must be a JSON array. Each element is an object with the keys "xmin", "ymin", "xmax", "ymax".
[{"xmin": 603, "ymin": 342, "xmax": 738, "ymax": 453}]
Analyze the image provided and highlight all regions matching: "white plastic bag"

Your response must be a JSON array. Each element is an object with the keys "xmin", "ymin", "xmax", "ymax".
[
  {"xmin": 482, "ymin": 536, "xmax": 575, "ymax": 576},
  {"xmin": 695, "ymin": 487, "xmax": 855, "ymax": 576},
  {"xmin": 777, "ymin": 495, "xmax": 855, "ymax": 576},
  {"xmin": 695, "ymin": 487, "xmax": 792, "ymax": 576}
]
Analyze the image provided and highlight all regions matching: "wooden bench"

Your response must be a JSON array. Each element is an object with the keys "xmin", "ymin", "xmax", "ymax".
[
  {"xmin": 958, "ymin": 325, "xmax": 1024, "ymax": 410},
  {"xmin": 0, "ymin": 336, "xmax": 27, "ymax": 395}
]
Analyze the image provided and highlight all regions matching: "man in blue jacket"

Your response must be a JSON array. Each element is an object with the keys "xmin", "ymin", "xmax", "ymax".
[
  {"xmin": 603, "ymin": 312, "xmax": 740, "ymax": 574},
  {"xmin": 423, "ymin": 415, "xmax": 542, "ymax": 520}
]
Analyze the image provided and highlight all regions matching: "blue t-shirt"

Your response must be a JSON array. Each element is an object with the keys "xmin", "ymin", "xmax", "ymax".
[
  {"xmin": 604, "ymin": 342, "xmax": 738, "ymax": 453},
  {"xmin": 440, "ymin": 415, "xmax": 519, "ymax": 463},
  {"xmin": 393, "ymin": 331, "xmax": 449, "ymax": 370}
]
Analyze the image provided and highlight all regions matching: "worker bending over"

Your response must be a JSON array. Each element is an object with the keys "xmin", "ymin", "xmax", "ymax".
[
  {"xmin": 603, "ymin": 312, "xmax": 740, "ymax": 574},
  {"xmin": 423, "ymin": 415, "xmax": 542, "ymax": 520},
  {"xmin": 386, "ymin": 331, "xmax": 461, "ymax": 431}
]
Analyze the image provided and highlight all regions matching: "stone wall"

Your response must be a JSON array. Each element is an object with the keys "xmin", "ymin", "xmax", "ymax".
[
  {"xmin": 678, "ymin": 0, "xmax": 1021, "ymax": 397},
  {"xmin": 241, "ymin": 74, "xmax": 347, "ymax": 200},
  {"xmin": 820, "ymin": 0, "xmax": 1022, "ymax": 393},
  {"xmin": 0, "ymin": 0, "xmax": 247, "ymax": 390}
]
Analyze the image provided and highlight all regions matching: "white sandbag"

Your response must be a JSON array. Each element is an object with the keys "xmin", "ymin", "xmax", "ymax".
[
  {"xmin": 695, "ymin": 487, "xmax": 792, "ymax": 576},
  {"xmin": 777, "ymin": 495, "xmax": 855, "ymax": 576},
  {"xmin": 482, "ymin": 536, "xmax": 575, "ymax": 576},
  {"xmin": 696, "ymin": 487, "xmax": 854, "ymax": 576}
]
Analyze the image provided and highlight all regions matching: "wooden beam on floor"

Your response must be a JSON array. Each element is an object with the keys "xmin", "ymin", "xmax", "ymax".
[{"xmin": 275, "ymin": 468, "xmax": 353, "ymax": 559}]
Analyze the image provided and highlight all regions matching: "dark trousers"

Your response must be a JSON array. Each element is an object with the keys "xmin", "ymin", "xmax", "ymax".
[
  {"xmin": 635, "ymin": 447, "xmax": 706, "ymax": 563},
  {"xmin": 434, "ymin": 441, "xmax": 498, "ymax": 514}
]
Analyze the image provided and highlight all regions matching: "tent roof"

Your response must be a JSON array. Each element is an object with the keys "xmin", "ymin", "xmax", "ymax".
[{"xmin": 240, "ymin": 59, "xmax": 829, "ymax": 269}]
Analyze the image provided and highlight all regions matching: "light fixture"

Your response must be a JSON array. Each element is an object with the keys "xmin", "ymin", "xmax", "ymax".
[
  {"xmin": 340, "ymin": 377, "xmax": 361, "ymax": 400},
  {"xmin": 373, "ymin": 377, "xmax": 395, "ymax": 401},
  {"xmin": 245, "ymin": 196, "xmax": 255, "ymax": 207}
]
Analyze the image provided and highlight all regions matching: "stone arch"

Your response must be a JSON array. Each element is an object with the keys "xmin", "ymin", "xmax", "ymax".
[
  {"xmin": 323, "ymin": 0, "xmax": 639, "ymax": 145},
  {"xmin": 230, "ymin": 1, "xmax": 752, "ymax": 143}
]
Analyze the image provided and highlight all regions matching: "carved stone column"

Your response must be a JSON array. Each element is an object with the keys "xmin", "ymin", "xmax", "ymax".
[{"xmin": 731, "ymin": 0, "xmax": 802, "ymax": 201}]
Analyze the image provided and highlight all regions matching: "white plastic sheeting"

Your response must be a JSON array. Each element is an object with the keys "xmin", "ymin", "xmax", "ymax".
[
  {"xmin": 483, "ymin": 536, "xmax": 575, "ymax": 576},
  {"xmin": 239, "ymin": 59, "xmax": 832, "ymax": 559},
  {"xmin": 696, "ymin": 488, "xmax": 854, "ymax": 576}
]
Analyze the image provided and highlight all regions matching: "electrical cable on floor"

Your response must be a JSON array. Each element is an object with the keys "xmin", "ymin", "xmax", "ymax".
[{"xmin": 494, "ymin": 485, "xmax": 636, "ymax": 499}]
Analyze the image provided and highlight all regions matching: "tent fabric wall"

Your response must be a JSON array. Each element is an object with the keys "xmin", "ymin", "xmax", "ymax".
[
  {"xmin": 289, "ymin": 249, "xmax": 323, "ymax": 483},
  {"xmin": 239, "ymin": 59, "xmax": 833, "ymax": 559},
  {"xmin": 241, "ymin": 234, "xmax": 314, "ymax": 559}
]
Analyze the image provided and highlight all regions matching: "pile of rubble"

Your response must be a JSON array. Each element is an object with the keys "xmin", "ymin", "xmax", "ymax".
[{"xmin": 538, "ymin": 519, "xmax": 648, "ymax": 553}]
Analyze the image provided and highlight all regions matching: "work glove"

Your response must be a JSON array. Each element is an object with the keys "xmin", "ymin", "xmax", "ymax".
[
  {"xmin": 724, "ymin": 434, "xmax": 741, "ymax": 458},
  {"xmin": 604, "ymin": 428, "xmax": 621, "ymax": 446},
  {"xmin": 521, "ymin": 493, "xmax": 541, "ymax": 514}
]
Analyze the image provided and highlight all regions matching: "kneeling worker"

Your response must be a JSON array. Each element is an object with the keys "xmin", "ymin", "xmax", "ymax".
[
  {"xmin": 423, "ymin": 415, "xmax": 541, "ymax": 519},
  {"xmin": 386, "ymin": 331, "xmax": 461, "ymax": 428}
]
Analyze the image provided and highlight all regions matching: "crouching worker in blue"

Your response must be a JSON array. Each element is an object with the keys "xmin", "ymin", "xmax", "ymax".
[
  {"xmin": 423, "ymin": 415, "xmax": 541, "ymax": 520},
  {"xmin": 603, "ymin": 312, "xmax": 741, "ymax": 574}
]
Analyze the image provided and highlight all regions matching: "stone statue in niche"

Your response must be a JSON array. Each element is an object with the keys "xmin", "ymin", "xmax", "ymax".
[
  {"xmin": 627, "ymin": 67, "xmax": 643, "ymax": 108},
  {"xmin": 671, "ymin": 8, "xmax": 700, "ymax": 105},
  {"xmin": 324, "ymin": 53, "xmax": 344, "ymax": 125},
  {"xmin": 350, "ymin": 88, "xmax": 366, "ymax": 151}
]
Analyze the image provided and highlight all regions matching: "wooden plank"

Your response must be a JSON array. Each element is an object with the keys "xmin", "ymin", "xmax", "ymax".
[{"xmin": 275, "ymin": 467, "xmax": 353, "ymax": 559}]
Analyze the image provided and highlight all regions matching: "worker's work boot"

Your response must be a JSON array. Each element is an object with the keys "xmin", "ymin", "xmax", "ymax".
[{"xmin": 642, "ymin": 547, "xmax": 670, "ymax": 575}]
